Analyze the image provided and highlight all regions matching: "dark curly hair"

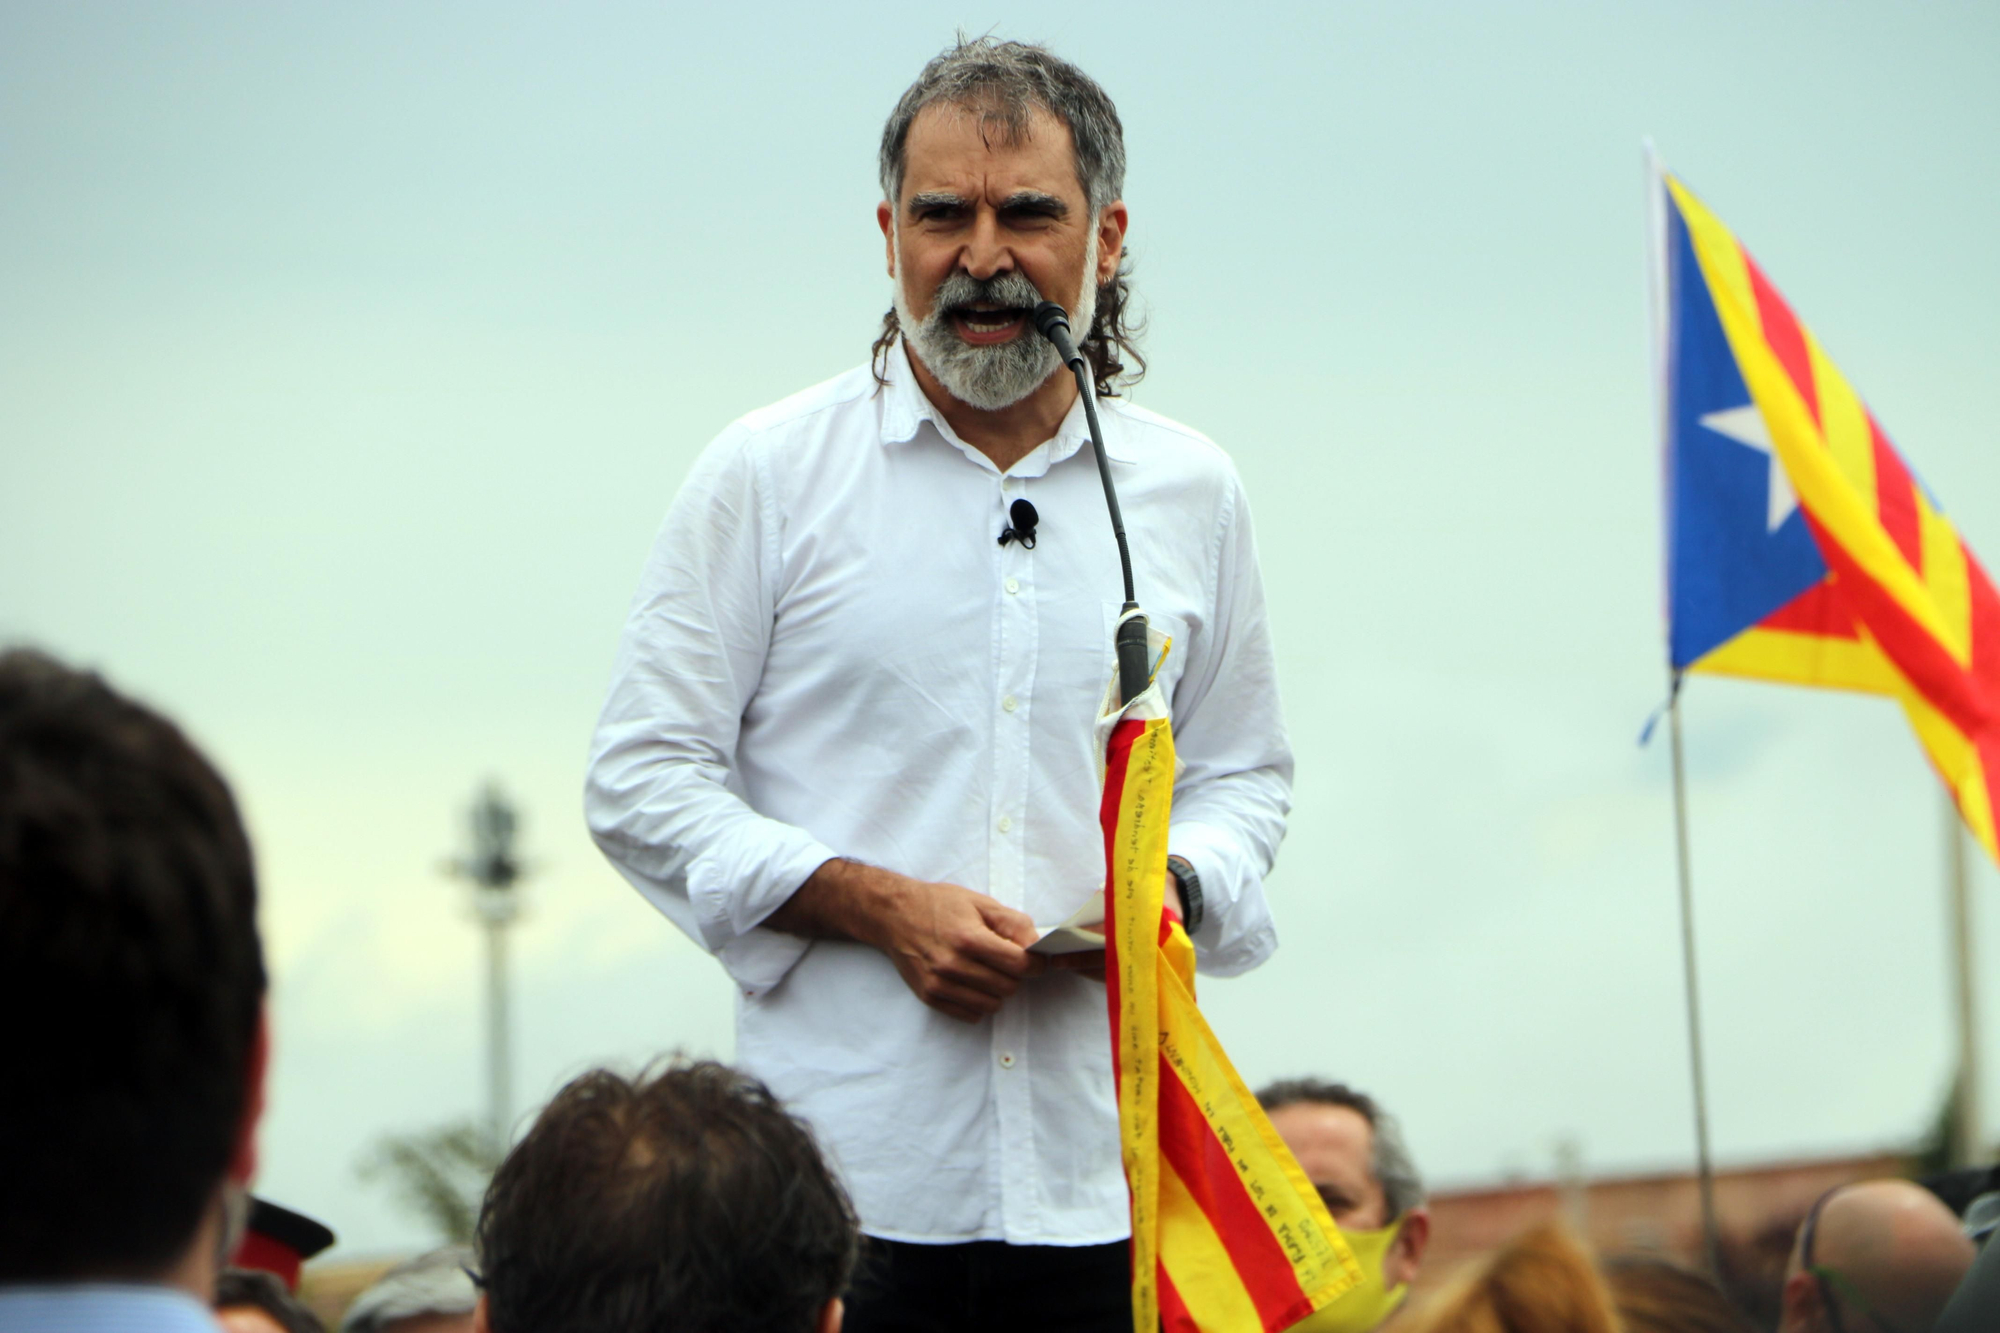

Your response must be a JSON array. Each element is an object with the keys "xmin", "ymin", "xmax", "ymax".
[
  {"xmin": 872, "ymin": 37, "xmax": 1145, "ymax": 398},
  {"xmin": 477, "ymin": 1060, "xmax": 858, "ymax": 1333}
]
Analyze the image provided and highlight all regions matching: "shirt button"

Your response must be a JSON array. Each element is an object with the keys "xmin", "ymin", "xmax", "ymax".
[
  {"xmin": 997, "ymin": 816, "xmax": 1013, "ymax": 834},
  {"xmin": 1004, "ymin": 577, "xmax": 1020, "ymax": 595},
  {"xmin": 1002, "ymin": 694, "xmax": 1018, "ymax": 713},
  {"xmin": 999, "ymin": 1051, "xmax": 1016, "ymax": 1069}
]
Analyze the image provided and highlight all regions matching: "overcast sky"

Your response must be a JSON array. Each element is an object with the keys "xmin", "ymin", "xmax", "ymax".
[{"xmin": 5, "ymin": 2, "xmax": 1999, "ymax": 1256}]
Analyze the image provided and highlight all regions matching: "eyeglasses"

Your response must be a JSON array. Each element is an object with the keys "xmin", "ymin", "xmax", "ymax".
[{"xmin": 1800, "ymin": 1187, "xmax": 1903, "ymax": 1333}]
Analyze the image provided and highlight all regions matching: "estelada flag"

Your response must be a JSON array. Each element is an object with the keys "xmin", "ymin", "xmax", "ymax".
[
  {"xmin": 1659, "ymin": 161, "xmax": 2000, "ymax": 860},
  {"xmin": 1096, "ymin": 621, "xmax": 1363, "ymax": 1332}
]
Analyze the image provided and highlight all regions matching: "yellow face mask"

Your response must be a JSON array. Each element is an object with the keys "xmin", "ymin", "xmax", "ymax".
[{"xmin": 1291, "ymin": 1216, "xmax": 1409, "ymax": 1333}]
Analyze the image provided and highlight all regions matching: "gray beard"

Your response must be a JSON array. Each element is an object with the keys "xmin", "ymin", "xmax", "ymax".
[{"xmin": 896, "ymin": 234, "xmax": 1101, "ymax": 412}]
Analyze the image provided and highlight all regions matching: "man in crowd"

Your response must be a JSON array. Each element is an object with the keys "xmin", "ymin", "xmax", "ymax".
[
  {"xmin": 586, "ymin": 36, "xmax": 1291, "ymax": 1330},
  {"xmin": 340, "ymin": 1249, "xmax": 478, "ymax": 1333},
  {"xmin": 1778, "ymin": 1178, "xmax": 1973, "ymax": 1333},
  {"xmin": 0, "ymin": 649, "xmax": 269, "ymax": 1332},
  {"xmin": 1260, "ymin": 1079, "xmax": 1432, "ymax": 1328},
  {"xmin": 472, "ymin": 1061, "xmax": 856, "ymax": 1333}
]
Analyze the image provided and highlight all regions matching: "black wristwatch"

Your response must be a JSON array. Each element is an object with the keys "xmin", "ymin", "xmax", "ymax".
[{"xmin": 1165, "ymin": 855, "xmax": 1205, "ymax": 935}]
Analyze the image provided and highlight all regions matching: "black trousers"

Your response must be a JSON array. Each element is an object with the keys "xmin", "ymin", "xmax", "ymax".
[{"xmin": 843, "ymin": 1236, "xmax": 1132, "ymax": 1333}]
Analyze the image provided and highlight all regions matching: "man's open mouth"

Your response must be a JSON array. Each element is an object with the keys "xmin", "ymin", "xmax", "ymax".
[{"xmin": 950, "ymin": 303, "xmax": 1029, "ymax": 337}]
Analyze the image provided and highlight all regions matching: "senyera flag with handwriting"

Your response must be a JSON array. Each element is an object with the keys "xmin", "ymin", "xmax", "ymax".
[
  {"xmin": 1660, "ymin": 163, "xmax": 2000, "ymax": 861},
  {"xmin": 1095, "ymin": 627, "xmax": 1363, "ymax": 1332}
]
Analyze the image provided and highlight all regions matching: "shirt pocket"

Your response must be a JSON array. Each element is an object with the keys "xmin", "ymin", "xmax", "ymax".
[{"xmin": 1101, "ymin": 599, "xmax": 1191, "ymax": 710}]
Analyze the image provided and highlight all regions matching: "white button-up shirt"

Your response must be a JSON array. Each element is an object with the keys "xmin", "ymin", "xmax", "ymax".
[{"xmin": 586, "ymin": 343, "xmax": 1291, "ymax": 1245}]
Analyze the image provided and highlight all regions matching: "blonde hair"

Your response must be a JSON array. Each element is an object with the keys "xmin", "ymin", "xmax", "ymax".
[{"xmin": 1400, "ymin": 1224, "xmax": 1622, "ymax": 1333}]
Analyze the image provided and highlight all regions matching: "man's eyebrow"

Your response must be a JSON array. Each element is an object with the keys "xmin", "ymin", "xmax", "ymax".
[
  {"xmin": 907, "ymin": 191, "xmax": 968, "ymax": 213},
  {"xmin": 1000, "ymin": 191, "xmax": 1068, "ymax": 215}
]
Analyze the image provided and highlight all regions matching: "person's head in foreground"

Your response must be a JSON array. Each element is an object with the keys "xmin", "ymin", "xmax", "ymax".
[
  {"xmin": 874, "ymin": 35, "xmax": 1138, "ymax": 414},
  {"xmin": 1260, "ymin": 1079, "xmax": 1431, "ymax": 1329},
  {"xmin": 1778, "ymin": 1178, "xmax": 1975, "ymax": 1333},
  {"xmin": 1400, "ymin": 1223, "xmax": 1618, "ymax": 1333},
  {"xmin": 1602, "ymin": 1254, "xmax": 1757, "ymax": 1333},
  {"xmin": 340, "ymin": 1247, "xmax": 478, "ymax": 1333},
  {"xmin": 474, "ymin": 1061, "xmax": 858, "ymax": 1333},
  {"xmin": 0, "ymin": 649, "xmax": 268, "ymax": 1311},
  {"xmin": 216, "ymin": 1268, "xmax": 325, "ymax": 1333}
]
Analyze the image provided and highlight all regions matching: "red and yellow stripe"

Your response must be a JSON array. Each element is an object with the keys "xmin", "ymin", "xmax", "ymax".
[
  {"xmin": 1102, "ymin": 713, "xmax": 1362, "ymax": 1332},
  {"xmin": 1671, "ymin": 175, "xmax": 2000, "ymax": 859}
]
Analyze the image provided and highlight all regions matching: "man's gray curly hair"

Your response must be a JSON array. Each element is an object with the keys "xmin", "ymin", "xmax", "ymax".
[{"xmin": 871, "ymin": 36, "xmax": 1144, "ymax": 397}]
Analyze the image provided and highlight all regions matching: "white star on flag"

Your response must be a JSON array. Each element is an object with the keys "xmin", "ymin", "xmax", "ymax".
[{"xmin": 1701, "ymin": 403, "xmax": 1797, "ymax": 532}]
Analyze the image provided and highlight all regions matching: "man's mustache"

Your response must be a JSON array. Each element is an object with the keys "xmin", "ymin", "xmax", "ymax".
[{"xmin": 926, "ymin": 271, "xmax": 1044, "ymax": 319}]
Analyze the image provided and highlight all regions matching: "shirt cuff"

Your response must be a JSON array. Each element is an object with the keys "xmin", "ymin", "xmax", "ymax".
[
  {"xmin": 688, "ymin": 838, "xmax": 839, "ymax": 995},
  {"xmin": 1166, "ymin": 823, "xmax": 1278, "ymax": 978}
]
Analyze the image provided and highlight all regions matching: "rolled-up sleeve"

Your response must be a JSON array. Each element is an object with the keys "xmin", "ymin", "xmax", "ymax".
[
  {"xmin": 585, "ymin": 426, "xmax": 835, "ymax": 996},
  {"xmin": 1166, "ymin": 472, "xmax": 1292, "ymax": 977}
]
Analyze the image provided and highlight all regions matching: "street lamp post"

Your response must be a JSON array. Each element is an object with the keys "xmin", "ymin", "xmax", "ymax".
[{"xmin": 450, "ymin": 781, "xmax": 524, "ymax": 1158}]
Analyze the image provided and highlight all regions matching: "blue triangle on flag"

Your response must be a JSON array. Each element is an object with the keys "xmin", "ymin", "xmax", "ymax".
[{"xmin": 1665, "ymin": 191, "xmax": 1825, "ymax": 669}]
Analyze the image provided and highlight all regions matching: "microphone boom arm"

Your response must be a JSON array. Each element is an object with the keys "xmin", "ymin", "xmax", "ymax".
[{"xmin": 1032, "ymin": 301, "xmax": 1150, "ymax": 706}]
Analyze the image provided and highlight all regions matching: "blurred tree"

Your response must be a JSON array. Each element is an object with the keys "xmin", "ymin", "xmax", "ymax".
[{"xmin": 359, "ymin": 1118, "xmax": 501, "ymax": 1244}]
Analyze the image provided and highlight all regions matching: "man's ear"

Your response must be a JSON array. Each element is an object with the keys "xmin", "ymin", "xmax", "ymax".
[
  {"xmin": 878, "ymin": 202, "xmax": 896, "ymax": 279},
  {"xmin": 1778, "ymin": 1268, "xmax": 1822, "ymax": 1333},
  {"xmin": 1385, "ymin": 1208, "xmax": 1430, "ymax": 1289},
  {"xmin": 1094, "ymin": 201, "xmax": 1128, "ymax": 286},
  {"xmin": 227, "ymin": 1003, "xmax": 271, "ymax": 1186},
  {"xmin": 818, "ymin": 1295, "xmax": 844, "ymax": 1333},
  {"xmin": 473, "ymin": 1293, "xmax": 492, "ymax": 1333}
]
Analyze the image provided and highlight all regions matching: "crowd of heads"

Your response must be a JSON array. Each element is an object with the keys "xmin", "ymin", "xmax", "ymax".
[
  {"xmin": 7, "ymin": 617, "xmax": 2000, "ymax": 1330},
  {"xmin": 1390, "ymin": 1177, "xmax": 1986, "ymax": 1333}
]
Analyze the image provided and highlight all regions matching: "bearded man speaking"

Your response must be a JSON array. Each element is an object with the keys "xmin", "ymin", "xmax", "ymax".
[{"xmin": 587, "ymin": 38, "xmax": 1292, "ymax": 1333}]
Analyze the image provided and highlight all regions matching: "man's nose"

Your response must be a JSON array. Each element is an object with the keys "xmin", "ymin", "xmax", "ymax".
[{"xmin": 959, "ymin": 208, "xmax": 1014, "ymax": 280}]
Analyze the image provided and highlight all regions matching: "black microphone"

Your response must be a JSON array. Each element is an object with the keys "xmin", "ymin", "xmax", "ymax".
[
  {"xmin": 1031, "ymin": 301, "xmax": 1087, "ymax": 371},
  {"xmin": 998, "ymin": 498, "xmax": 1039, "ymax": 549},
  {"xmin": 1031, "ymin": 301, "xmax": 1151, "ymax": 706}
]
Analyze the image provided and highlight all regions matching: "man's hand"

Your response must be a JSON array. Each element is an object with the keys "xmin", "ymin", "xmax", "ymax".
[{"xmin": 766, "ymin": 859, "xmax": 1044, "ymax": 1023}]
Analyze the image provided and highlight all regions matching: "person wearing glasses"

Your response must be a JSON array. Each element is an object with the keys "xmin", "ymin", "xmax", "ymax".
[{"xmin": 1779, "ymin": 1178, "xmax": 1973, "ymax": 1333}]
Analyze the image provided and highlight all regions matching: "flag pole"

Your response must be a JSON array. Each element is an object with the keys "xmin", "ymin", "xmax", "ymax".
[
  {"xmin": 1647, "ymin": 141, "xmax": 1723, "ymax": 1275},
  {"xmin": 1668, "ymin": 685, "xmax": 1723, "ymax": 1276},
  {"xmin": 1946, "ymin": 790, "xmax": 1982, "ymax": 1166}
]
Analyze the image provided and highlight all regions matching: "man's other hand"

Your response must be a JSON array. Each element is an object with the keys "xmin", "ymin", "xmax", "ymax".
[{"xmin": 768, "ymin": 859, "xmax": 1044, "ymax": 1023}]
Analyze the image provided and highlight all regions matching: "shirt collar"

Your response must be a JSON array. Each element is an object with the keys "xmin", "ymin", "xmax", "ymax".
[
  {"xmin": 878, "ymin": 339, "xmax": 1136, "ymax": 471},
  {"xmin": 0, "ymin": 1284, "xmax": 221, "ymax": 1333}
]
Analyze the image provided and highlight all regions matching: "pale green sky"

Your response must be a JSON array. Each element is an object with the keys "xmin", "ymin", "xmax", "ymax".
[{"xmin": 4, "ymin": 1, "xmax": 1999, "ymax": 1255}]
